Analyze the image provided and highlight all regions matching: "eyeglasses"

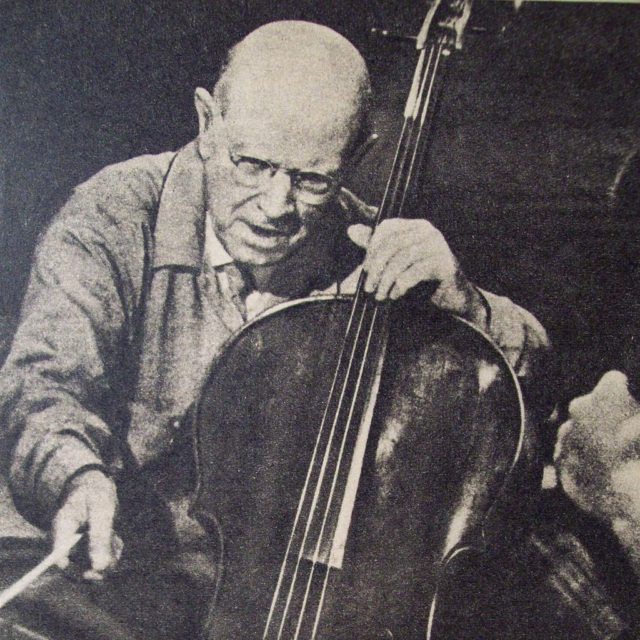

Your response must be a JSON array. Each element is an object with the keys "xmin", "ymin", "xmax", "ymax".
[{"xmin": 228, "ymin": 151, "xmax": 341, "ymax": 206}]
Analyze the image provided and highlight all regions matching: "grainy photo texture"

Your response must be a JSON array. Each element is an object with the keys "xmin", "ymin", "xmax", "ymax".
[{"xmin": 0, "ymin": 1, "xmax": 639, "ymax": 638}]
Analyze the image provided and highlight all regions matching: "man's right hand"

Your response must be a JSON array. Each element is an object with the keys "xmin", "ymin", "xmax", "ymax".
[{"xmin": 51, "ymin": 469, "xmax": 123, "ymax": 580}]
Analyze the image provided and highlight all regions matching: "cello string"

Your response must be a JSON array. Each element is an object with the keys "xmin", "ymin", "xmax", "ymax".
[
  {"xmin": 372, "ymin": 46, "xmax": 432, "ymax": 228},
  {"xmin": 269, "ymin": 285, "xmax": 387, "ymax": 637},
  {"xmin": 265, "ymin": 89, "xmax": 423, "ymax": 635},
  {"xmin": 396, "ymin": 39, "xmax": 445, "ymax": 219},
  {"xmin": 292, "ymin": 41, "xmax": 440, "ymax": 637},
  {"xmin": 305, "ymin": 41, "xmax": 446, "ymax": 638},
  {"xmin": 308, "ymin": 306, "xmax": 386, "ymax": 640},
  {"xmin": 262, "ymin": 308, "xmax": 363, "ymax": 638},
  {"xmin": 273, "ymin": 301, "xmax": 372, "ymax": 640},
  {"xmin": 264, "ymin": 222, "xmax": 392, "ymax": 634},
  {"xmin": 266, "ymin": 44, "xmax": 432, "ymax": 640},
  {"xmin": 295, "ymin": 124, "xmax": 425, "ymax": 640},
  {"xmin": 293, "ymin": 303, "xmax": 383, "ymax": 640},
  {"xmin": 293, "ymin": 39, "xmax": 437, "ymax": 635},
  {"xmin": 343, "ymin": 46, "xmax": 433, "ymax": 306},
  {"xmin": 268, "ymin": 32, "xmax": 437, "ymax": 638},
  {"xmin": 270, "ymin": 274, "xmax": 389, "ymax": 636}
]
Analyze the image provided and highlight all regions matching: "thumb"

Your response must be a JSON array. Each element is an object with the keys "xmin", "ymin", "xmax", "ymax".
[
  {"xmin": 52, "ymin": 500, "xmax": 84, "ymax": 570},
  {"xmin": 84, "ymin": 480, "xmax": 118, "ymax": 579},
  {"xmin": 347, "ymin": 224, "xmax": 373, "ymax": 249},
  {"xmin": 338, "ymin": 266, "xmax": 363, "ymax": 296}
]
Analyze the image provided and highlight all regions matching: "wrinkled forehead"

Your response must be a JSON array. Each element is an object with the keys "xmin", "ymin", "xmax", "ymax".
[
  {"xmin": 223, "ymin": 93, "xmax": 357, "ymax": 170},
  {"xmin": 219, "ymin": 48, "xmax": 365, "ymax": 169}
]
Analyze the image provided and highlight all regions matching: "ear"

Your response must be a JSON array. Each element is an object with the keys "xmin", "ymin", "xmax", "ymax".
[{"xmin": 194, "ymin": 87, "xmax": 219, "ymax": 135}]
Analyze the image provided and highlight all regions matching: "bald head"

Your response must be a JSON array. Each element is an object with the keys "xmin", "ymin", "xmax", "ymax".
[
  {"xmin": 194, "ymin": 22, "xmax": 372, "ymax": 267},
  {"xmin": 213, "ymin": 21, "xmax": 372, "ymax": 158}
]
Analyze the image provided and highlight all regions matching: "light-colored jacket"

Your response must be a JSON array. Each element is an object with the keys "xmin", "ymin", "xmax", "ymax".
[{"xmin": 0, "ymin": 141, "xmax": 550, "ymax": 529}]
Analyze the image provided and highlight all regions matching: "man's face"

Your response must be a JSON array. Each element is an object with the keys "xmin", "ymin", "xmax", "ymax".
[{"xmin": 201, "ymin": 98, "xmax": 353, "ymax": 267}]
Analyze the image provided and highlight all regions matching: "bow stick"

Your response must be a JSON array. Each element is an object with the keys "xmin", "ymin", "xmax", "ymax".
[{"xmin": 0, "ymin": 532, "xmax": 83, "ymax": 609}]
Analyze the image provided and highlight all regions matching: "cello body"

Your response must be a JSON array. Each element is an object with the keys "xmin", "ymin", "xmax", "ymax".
[{"xmin": 192, "ymin": 294, "xmax": 532, "ymax": 639}]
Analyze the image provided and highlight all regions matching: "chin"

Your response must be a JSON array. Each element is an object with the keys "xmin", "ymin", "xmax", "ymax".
[
  {"xmin": 229, "ymin": 241, "xmax": 296, "ymax": 267},
  {"xmin": 228, "ymin": 231, "xmax": 308, "ymax": 267}
]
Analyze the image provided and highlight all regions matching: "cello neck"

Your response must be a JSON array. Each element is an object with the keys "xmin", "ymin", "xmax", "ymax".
[
  {"xmin": 261, "ymin": 5, "xmax": 476, "ymax": 636},
  {"xmin": 373, "ymin": 0, "xmax": 472, "ymax": 227}
]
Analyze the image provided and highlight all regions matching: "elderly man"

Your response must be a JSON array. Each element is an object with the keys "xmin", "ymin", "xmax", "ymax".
[{"xmin": 0, "ymin": 20, "xmax": 548, "ymax": 638}]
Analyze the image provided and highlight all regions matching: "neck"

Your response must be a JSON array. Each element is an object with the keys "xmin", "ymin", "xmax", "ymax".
[
  {"xmin": 248, "ymin": 263, "xmax": 278, "ymax": 291},
  {"xmin": 243, "ymin": 229, "xmax": 334, "ymax": 298}
]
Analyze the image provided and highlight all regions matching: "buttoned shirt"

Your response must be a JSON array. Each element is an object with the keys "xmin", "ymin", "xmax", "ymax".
[{"xmin": 0, "ymin": 141, "xmax": 550, "ymax": 528}]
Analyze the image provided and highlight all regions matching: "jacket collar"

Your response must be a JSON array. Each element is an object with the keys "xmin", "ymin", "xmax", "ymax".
[
  {"xmin": 152, "ymin": 140, "xmax": 370, "ymax": 281},
  {"xmin": 153, "ymin": 141, "xmax": 207, "ymax": 270},
  {"xmin": 204, "ymin": 214, "xmax": 234, "ymax": 268}
]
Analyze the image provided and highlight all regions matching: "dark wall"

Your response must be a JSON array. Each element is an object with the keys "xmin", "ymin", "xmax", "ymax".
[{"xmin": 1, "ymin": 0, "xmax": 639, "ymax": 402}]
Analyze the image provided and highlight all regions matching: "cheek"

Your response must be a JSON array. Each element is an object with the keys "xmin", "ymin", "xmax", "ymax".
[
  {"xmin": 296, "ymin": 204, "xmax": 330, "ymax": 233},
  {"xmin": 206, "ymin": 171, "xmax": 248, "ymax": 228}
]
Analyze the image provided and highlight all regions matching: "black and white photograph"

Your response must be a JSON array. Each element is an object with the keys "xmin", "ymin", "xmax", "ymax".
[{"xmin": 0, "ymin": 0, "xmax": 639, "ymax": 638}]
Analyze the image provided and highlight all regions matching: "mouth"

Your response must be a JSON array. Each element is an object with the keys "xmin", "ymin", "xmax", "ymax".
[
  {"xmin": 247, "ymin": 223, "xmax": 293, "ymax": 239},
  {"xmin": 241, "ymin": 221, "xmax": 301, "ymax": 251}
]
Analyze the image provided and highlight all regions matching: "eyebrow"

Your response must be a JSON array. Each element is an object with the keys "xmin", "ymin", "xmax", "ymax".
[{"xmin": 234, "ymin": 151, "xmax": 340, "ymax": 178}]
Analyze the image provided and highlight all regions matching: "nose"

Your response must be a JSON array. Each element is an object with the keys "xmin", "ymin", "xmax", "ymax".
[{"xmin": 259, "ymin": 171, "xmax": 296, "ymax": 219}]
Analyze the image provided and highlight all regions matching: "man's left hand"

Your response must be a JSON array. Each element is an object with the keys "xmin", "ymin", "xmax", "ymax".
[{"xmin": 347, "ymin": 219, "xmax": 488, "ymax": 327}]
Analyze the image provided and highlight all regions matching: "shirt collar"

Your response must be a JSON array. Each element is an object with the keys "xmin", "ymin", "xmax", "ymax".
[
  {"xmin": 153, "ymin": 141, "xmax": 207, "ymax": 270},
  {"xmin": 152, "ymin": 140, "xmax": 369, "ymax": 284},
  {"xmin": 204, "ymin": 214, "xmax": 233, "ymax": 268}
]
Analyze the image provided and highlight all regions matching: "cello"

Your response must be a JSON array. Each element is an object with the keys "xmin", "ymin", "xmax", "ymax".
[{"xmin": 191, "ymin": 2, "xmax": 539, "ymax": 639}]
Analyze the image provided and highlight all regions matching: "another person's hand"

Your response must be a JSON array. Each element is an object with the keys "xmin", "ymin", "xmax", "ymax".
[
  {"xmin": 51, "ymin": 469, "xmax": 123, "ymax": 580},
  {"xmin": 555, "ymin": 370, "xmax": 640, "ymax": 571}
]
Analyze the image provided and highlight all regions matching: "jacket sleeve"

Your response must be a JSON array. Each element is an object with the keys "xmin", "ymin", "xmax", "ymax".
[
  {"xmin": 476, "ymin": 287, "xmax": 553, "ymax": 435},
  {"xmin": 479, "ymin": 288, "xmax": 550, "ymax": 382},
  {"xmin": 0, "ymin": 190, "xmax": 141, "ymax": 528},
  {"xmin": 335, "ymin": 190, "xmax": 551, "ymax": 387}
]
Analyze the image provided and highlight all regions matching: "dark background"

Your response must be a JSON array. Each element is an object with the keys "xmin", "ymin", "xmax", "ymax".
[{"xmin": 1, "ymin": 0, "xmax": 639, "ymax": 407}]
